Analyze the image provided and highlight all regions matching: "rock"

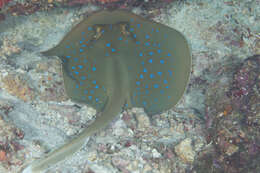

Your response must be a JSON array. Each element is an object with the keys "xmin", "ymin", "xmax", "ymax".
[
  {"xmin": 133, "ymin": 108, "xmax": 151, "ymax": 129},
  {"xmin": 175, "ymin": 138, "xmax": 195, "ymax": 164},
  {"xmin": 111, "ymin": 156, "xmax": 130, "ymax": 172},
  {"xmin": 1, "ymin": 73, "xmax": 35, "ymax": 102},
  {"xmin": 35, "ymin": 59, "xmax": 68, "ymax": 102},
  {"xmin": 143, "ymin": 164, "xmax": 153, "ymax": 172},
  {"xmin": 225, "ymin": 144, "xmax": 239, "ymax": 156},
  {"xmin": 0, "ymin": 37, "xmax": 21, "ymax": 59},
  {"xmin": 126, "ymin": 160, "xmax": 139, "ymax": 172},
  {"xmin": 0, "ymin": 115, "xmax": 25, "ymax": 172}
]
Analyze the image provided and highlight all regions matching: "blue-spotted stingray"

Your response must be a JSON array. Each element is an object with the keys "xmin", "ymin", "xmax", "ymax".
[{"xmin": 23, "ymin": 10, "xmax": 191, "ymax": 173}]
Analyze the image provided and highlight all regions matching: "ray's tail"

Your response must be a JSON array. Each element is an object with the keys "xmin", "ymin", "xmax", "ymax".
[
  {"xmin": 23, "ymin": 59, "xmax": 128, "ymax": 173},
  {"xmin": 23, "ymin": 97, "xmax": 124, "ymax": 173}
]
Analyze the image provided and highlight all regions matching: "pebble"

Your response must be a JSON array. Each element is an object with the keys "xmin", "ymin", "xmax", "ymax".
[
  {"xmin": 152, "ymin": 148, "xmax": 161, "ymax": 158},
  {"xmin": 87, "ymin": 151, "xmax": 97, "ymax": 162},
  {"xmin": 225, "ymin": 144, "xmax": 239, "ymax": 156},
  {"xmin": 174, "ymin": 138, "xmax": 195, "ymax": 164},
  {"xmin": 112, "ymin": 119, "xmax": 126, "ymax": 136}
]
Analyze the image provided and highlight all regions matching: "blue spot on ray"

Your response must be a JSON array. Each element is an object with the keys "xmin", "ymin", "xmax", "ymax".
[
  {"xmin": 154, "ymin": 84, "xmax": 159, "ymax": 88},
  {"xmin": 160, "ymin": 60, "xmax": 164, "ymax": 64},
  {"xmin": 168, "ymin": 70, "xmax": 173, "ymax": 76},
  {"xmin": 145, "ymin": 42, "xmax": 150, "ymax": 46}
]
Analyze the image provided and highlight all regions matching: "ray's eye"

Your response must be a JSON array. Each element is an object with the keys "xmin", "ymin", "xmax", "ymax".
[
  {"xmin": 93, "ymin": 25, "xmax": 106, "ymax": 39},
  {"xmin": 119, "ymin": 22, "xmax": 131, "ymax": 36}
]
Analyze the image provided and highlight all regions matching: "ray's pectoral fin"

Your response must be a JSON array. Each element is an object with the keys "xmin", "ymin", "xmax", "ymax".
[{"xmin": 41, "ymin": 44, "xmax": 63, "ymax": 58}]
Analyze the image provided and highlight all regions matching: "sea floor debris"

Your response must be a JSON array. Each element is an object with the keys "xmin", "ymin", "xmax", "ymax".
[{"xmin": 0, "ymin": 0, "xmax": 259, "ymax": 172}]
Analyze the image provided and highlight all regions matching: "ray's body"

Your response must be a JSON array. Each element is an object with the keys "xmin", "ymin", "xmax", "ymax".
[{"xmin": 23, "ymin": 10, "xmax": 191, "ymax": 173}]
